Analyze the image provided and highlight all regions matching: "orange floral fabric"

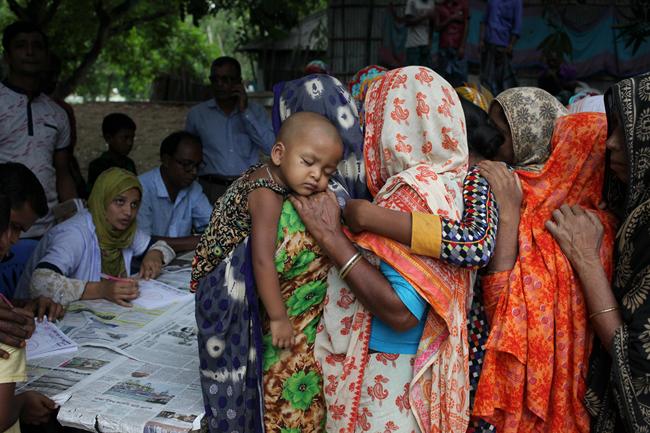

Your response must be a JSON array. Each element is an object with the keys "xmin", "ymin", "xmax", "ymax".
[
  {"xmin": 473, "ymin": 113, "xmax": 618, "ymax": 433},
  {"xmin": 481, "ymin": 271, "xmax": 509, "ymax": 323}
]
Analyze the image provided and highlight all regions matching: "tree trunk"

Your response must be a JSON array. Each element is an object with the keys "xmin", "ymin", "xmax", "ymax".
[{"xmin": 54, "ymin": 11, "xmax": 112, "ymax": 99}]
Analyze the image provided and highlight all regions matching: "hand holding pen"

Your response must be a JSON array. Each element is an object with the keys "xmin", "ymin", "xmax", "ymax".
[
  {"xmin": 99, "ymin": 274, "xmax": 140, "ymax": 308},
  {"xmin": 0, "ymin": 293, "xmax": 35, "ymax": 358}
]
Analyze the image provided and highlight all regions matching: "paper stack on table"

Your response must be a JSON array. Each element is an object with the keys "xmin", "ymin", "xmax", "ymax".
[
  {"xmin": 27, "ymin": 319, "xmax": 78, "ymax": 360},
  {"xmin": 132, "ymin": 279, "xmax": 193, "ymax": 309}
]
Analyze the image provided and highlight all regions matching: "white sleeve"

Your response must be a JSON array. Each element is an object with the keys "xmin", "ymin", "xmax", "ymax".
[
  {"xmin": 130, "ymin": 229, "xmax": 152, "ymax": 257},
  {"xmin": 149, "ymin": 241, "xmax": 176, "ymax": 266},
  {"xmin": 37, "ymin": 225, "xmax": 85, "ymax": 276}
]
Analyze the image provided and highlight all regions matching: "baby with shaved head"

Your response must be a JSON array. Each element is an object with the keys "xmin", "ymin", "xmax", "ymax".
[
  {"xmin": 252, "ymin": 111, "xmax": 343, "ymax": 348},
  {"xmin": 271, "ymin": 112, "xmax": 343, "ymax": 196},
  {"xmin": 197, "ymin": 111, "xmax": 343, "ymax": 352}
]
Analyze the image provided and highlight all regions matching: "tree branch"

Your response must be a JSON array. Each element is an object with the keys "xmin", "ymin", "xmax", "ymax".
[
  {"xmin": 41, "ymin": 0, "xmax": 62, "ymax": 28},
  {"xmin": 110, "ymin": 0, "xmax": 141, "ymax": 18},
  {"xmin": 7, "ymin": 0, "xmax": 31, "ymax": 22},
  {"xmin": 54, "ymin": 0, "xmax": 112, "ymax": 98},
  {"xmin": 6, "ymin": 0, "xmax": 61, "ymax": 28},
  {"xmin": 109, "ymin": 10, "xmax": 174, "ymax": 36}
]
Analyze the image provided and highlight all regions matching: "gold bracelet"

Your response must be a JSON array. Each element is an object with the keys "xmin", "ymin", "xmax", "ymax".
[
  {"xmin": 589, "ymin": 306, "xmax": 620, "ymax": 320},
  {"xmin": 339, "ymin": 252, "xmax": 362, "ymax": 279}
]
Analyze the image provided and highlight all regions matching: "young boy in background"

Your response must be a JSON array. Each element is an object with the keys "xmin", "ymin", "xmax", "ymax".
[{"xmin": 87, "ymin": 113, "xmax": 137, "ymax": 192}]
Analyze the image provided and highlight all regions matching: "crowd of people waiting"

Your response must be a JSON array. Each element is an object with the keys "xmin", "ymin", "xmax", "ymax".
[{"xmin": 0, "ymin": 13, "xmax": 648, "ymax": 433}]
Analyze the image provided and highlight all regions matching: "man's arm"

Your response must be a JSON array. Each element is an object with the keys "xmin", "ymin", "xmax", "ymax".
[
  {"xmin": 54, "ymin": 149, "xmax": 77, "ymax": 201},
  {"xmin": 152, "ymin": 236, "xmax": 200, "ymax": 253},
  {"xmin": 507, "ymin": 0, "xmax": 523, "ymax": 55},
  {"xmin": 241, "ymin": 102, "xmax": 276, "ymax": 154},
  {"xmin": 185, "ymin": 109, "xmax": 197, "ymax": 135},
  {"xmin": 135, "ymin": 194, "xmax": 154, "ymax": 237},
  {"xmin": 192, "ymin": 185, "xmax": 214, "ymax": 231}
]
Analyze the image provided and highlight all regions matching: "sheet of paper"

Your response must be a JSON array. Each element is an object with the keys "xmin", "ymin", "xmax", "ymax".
[
  {"xmin": 132, "ymin": 280, "xmax": 193, "ymax": 310},
  {"xmin": 27, "ymin": 319, "xmax": 78, "ymax": 360}
]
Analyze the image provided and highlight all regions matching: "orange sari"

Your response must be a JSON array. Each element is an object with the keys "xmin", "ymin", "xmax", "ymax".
[{"xmin": 473, "ymin": 113, "xmax": 618, "ymax": 432}]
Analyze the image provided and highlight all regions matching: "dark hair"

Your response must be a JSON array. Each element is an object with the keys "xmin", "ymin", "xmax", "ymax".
[
  {"xmin": 0, "ymin": 163, "xmax": 48, "ymax": 217},
  {"xmin": 211, "ymin": 56, "xmax": 241, "ymax": 76},
  {"xmin": 0, "ymin": 194, "xmax": 10, "ymax": 235},
  {"xmin": 160, "ymin": 131, "xmax": 201, "ymax": 158},
  {"xmin": 102, "ymin": 113, "xmax": 136, "ymax": 137},
  {"xmin": 2, "ymin": 21, "xmax": 48, "ymax": 52},
  {"xmin": 459, "ymin": 98, "xmax": 504, "ymax": 160},
  {"xmin": 48, "ymin": 52, "xmax": 62, "ymax": 75}
]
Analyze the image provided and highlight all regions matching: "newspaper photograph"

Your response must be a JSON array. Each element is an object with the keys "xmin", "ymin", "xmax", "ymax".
[{"xmin": 57, "ymin": 357, "xmax": 203, "ymax": 433}]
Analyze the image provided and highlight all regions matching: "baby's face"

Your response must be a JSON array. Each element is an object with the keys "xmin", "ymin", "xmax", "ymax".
[{"xmin": 279, "ymin": 133, "xmax": 343, "ymax": 196}]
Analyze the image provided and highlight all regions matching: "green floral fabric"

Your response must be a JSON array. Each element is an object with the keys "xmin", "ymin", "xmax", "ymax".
[
  {"xmin": 262, "ymin": 200, "xmax": 332, "ymax": 433},
  {"xmin": 282, "ymin": 371, "xmax": 322, "ymax": 411}
]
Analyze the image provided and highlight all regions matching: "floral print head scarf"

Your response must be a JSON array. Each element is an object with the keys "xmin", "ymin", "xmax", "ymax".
[
  {"xmin": 494, "ymin": 87, "xmax": 568, "ymax": 169},
  {"xmin": 604, "ymin": 72, "xmax": 650, "ymax": 218}
]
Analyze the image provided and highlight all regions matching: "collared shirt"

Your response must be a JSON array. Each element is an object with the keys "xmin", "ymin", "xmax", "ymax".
[
  {"xmin": 0, "ymin": 81, "xmax": 71, "ymax": 238},
  {"xmin": 137, "ymin": 167, "xmax": 212, "ymax": 237},
  {"xmin": 483, "ymin": 0, "xmax": 523, "ymax": 47},
  {"xmin": 185, "ymin": 99, "xmax": 275, "ymax": 177},
  {"xmin": 405, "ymin": 0, "xmax": 436, "ymax": 48}
]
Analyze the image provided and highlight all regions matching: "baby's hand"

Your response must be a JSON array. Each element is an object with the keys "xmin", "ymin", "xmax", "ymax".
[{"xmin": 270, "ymin": 317, "xmax": 295, "ymax": 349}]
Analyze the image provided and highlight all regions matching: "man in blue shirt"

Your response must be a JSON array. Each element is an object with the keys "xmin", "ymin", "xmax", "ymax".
[
  {"xmin": 479, "ymin": 0, "xmax": 522, "ymax": 95},
  {"xmin": 137, "ymin": 131, "xmax": 212, "ymax": 252},
  {"xmin": 185, "ymin": 56, "xmax": 275, "ymax": 202}
]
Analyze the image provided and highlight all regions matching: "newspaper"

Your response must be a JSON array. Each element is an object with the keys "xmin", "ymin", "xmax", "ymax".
[
  {"xmin": 57, "ymin": 357, "xmax": 203, "ymax": 433},
  {"xmin": 61, "ymin": 298, "xmax": 179, "ymax": 348},
  {"xmin": 132, "ymin": 280, "xmax": 193, "ymax": 310},
  {"xmin": 18, "ymin": 346, "xmax": 122, "ymax": 400},
  {"xmin": 117, "ymin": 302, "xmax": 199, "ymax": 369},
  {"xmin": 22, "ymin": 266, "xmax": 204, "ymax": 433}
]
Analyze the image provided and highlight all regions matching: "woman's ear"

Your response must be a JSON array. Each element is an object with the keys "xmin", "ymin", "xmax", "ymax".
[{"xmin": 271, "ymin": 141, "xmax": 285, "ymax": 166}]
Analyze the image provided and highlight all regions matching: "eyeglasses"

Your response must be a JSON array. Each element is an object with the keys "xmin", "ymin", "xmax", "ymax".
[
  {"xmin": 174, "ymin": 158, "xmax": 204, "ymax": 173},
  {"xmin": 209, "ymin": 74, "xmax": 242, "ymax": 85}
]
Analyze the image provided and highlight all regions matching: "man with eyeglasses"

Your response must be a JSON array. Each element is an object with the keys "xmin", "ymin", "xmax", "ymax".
[
  {"xmin": 136, "ymin": 131, "xmax": 212, "ymax": 252},
  {"xmin": 185, "ymin": 56, "xmax": 275, "ymax": 202}
]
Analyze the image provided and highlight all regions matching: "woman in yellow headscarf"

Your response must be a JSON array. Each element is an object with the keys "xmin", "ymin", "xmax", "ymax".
[{"xmin": 19, "ymin": 168, "xmax": 176, "ymax": 306}]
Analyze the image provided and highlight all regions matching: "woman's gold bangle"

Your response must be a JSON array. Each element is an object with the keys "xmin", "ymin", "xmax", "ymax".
[
  {"xmin": 339, "ymin": 252, "xmax": 362, "ymax": 280},
  {"xmin": 589, "ymin": 306, "xmax": 620, "ymax": 320}
]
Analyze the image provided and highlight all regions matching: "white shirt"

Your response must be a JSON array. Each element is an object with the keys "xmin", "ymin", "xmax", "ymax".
[
  {"xmin": 16, "ymin": 210, "xmax": 150, "ymax": 298},
  {"xmin": 0, "ymin": 82, "xmax": 71, "ymax": 238},
  {"xmin": 405, "ymin": 0, "xmax": 436, "ymax": 48}
]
